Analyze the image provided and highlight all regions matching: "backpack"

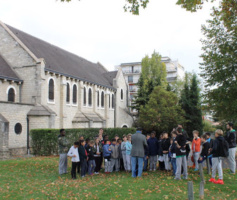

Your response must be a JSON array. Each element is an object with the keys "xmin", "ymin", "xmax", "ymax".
[{"xmin": 219, "ymin": 139, "xmax": 229, "ymax": 157}]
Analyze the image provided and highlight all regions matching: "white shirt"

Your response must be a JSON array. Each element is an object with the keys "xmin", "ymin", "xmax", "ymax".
[{"xmin": 67, "ymin": 146, "xmax": 80, "ymax": 162}]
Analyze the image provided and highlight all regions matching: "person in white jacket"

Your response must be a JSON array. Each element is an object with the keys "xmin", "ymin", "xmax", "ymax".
[{"xmin": 67, "ymin": 142, "xmax": 80, "ymax": 179}]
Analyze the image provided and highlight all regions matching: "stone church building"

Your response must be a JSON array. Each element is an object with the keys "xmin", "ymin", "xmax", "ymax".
[{"xmin": 0, "ymin": 21, "xmax": 133, "ymax": 158}]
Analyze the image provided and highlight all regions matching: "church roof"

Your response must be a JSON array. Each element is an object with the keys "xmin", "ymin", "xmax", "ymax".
[
  {"xmin": 102, "ymin": 71, "xmax": 118, "ymax": 86},
  {"xmin": 6, "ymin": 25, "xmax": 115, "ymax": 89},
  {"xmin": 0, "ymin": 54, "xmax": 22, "ymax": 82}
]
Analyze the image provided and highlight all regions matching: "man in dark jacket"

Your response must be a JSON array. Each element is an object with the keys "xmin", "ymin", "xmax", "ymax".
[
  {"xmin": 147, "ymin": 131, "xmax": 159, "ymax": 171},
  {"xmin": 225, "ymin": 122, "xmax": 236, "ymax": 174},
  {"xmin": 174, "ymin": 127, "xmax": 188, "ymax": 180}
]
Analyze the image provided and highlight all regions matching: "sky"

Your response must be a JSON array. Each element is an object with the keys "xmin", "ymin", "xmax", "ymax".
[{"xmin": 0, "ymin": 0, "xmax": 219, "ymax": 73}]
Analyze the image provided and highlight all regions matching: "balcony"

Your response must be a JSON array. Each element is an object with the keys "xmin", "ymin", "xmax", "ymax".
[{"xmin": 123, "ymin": 70, "xmax": 141, "ymax": 74}]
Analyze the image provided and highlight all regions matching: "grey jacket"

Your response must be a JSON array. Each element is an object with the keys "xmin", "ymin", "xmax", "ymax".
[
  {"xmin": 131, "ymin": 133, "xmax": 148, "ymax": 157},
  {"xmin": 110, "ymin": 144, "xmax": 119, "ymax": 159}
]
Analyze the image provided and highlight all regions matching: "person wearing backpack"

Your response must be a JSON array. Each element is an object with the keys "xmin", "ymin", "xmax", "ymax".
[
  {"xmin": 209, "ymin": 129, "xmax": 229, "ymax": 185},
  {"xmin": 225, "ymin": 122, "xmax": 236, "ymax": 174}
]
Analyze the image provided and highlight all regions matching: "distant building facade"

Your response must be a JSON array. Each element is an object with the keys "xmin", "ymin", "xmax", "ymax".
[
  {"xmin": 0, "ymin": 21, "xmax": 133, "ymax": 159},
  {"xmin": 116, "ymin": 57, "xmax": 185, "ymax": 113}
]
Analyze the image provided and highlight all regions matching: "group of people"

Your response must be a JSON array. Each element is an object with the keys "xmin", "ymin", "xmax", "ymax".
[{"xmin": 58, "ymin": 123, "xmax": 236, "ymax": 184}]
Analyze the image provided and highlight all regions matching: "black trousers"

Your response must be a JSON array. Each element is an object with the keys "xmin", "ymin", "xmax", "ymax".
[
  {"xmin": 71, "ymin": 162, "xmax": 79, "ymax": 178},
  {"xmin": 159, "ymin": 161, "xmax": 165, "ymax": 170},
  {"xmin": 120, "ymin": 158, "xmax": 124, "ymax": 171},
  {"xmin": 77, "ymin": 162, "xmax": 81, "ymax": 173},
  {"xmin": 94, "ymin": 156, "xmax": 102, "ymax": 172}
]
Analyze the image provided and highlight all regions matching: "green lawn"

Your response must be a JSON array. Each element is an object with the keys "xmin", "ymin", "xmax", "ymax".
[{"xmin": 0, "ymin": 157, "xmax": 236, "ymax": 200}]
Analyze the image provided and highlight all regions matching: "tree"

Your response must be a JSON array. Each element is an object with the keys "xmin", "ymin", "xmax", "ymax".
[
  {"xmin": 180, "ymin": 74, "xmax": 203, "ymax": 137},
  {"xmin": 132, "ymin": 51, "xmax": 167, "ymax": 112},
  {"xmin": 200, "ymin": 0, "xmax": 237, "ymax": 123},
  {"xmin": 60, "ymin": 0, "xmax": 215, "ymax": 15},
  {"xmin": 139, "ymin": 86, "xmax": 185, "ymax": 133}
]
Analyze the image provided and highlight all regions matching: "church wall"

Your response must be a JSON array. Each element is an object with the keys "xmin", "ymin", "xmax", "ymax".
[{"xmin": 0, "ymin": 81, "xmax": 20, "ymax": 102}]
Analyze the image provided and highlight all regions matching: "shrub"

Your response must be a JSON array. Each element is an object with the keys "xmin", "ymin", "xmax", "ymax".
[{"xmin": 30, "ymin": 128, "xmax": 136, "ymax": 156}]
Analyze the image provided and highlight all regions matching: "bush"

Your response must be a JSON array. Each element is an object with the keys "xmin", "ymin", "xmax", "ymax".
[
  {"xmin": 203, "ymin": 120, "xmax": 216, "ymax": 133},
  {"xmin": 30, "ymin": 128, "xmax": 136, "ymax": 156}
]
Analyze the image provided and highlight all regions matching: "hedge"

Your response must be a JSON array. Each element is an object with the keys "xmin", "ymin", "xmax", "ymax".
[{"xmin": 30, "ymin": 128, "xmax": 136, "ymax": 156}]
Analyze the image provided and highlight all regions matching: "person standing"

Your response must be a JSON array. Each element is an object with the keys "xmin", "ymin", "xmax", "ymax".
[
  {"xmin": 67, "ymin": 142, "xmax": 80, "ymax": 179},
  {"xmin": 121, "ymin": 135, "xmax": 128, "ymax": 172},
  {"xmin": 192, "ymin": 130, "xmax": 201, "ymax": 171},
  {"xmin": 174, "ymin": 127, "xmax": 188, "ymax": 180},
  {"xmin": 125, "ymin": 134, "xmax": 132, "ymax": 172},
  {"xmin": 225, "ymin": 123, "xmax": 236, "ymax": 174},
  {"xmin": 94, "ymin": 138, "xmax": 103, "ymax": 174},
  {"xmin": 131, "ymin": 129, "xmax": 148, "ymax": 178},
  {"xmin": 147, "ymin": 131, "xmax": 158, "ymax": 171},
  {"xmin": 58, "ymin": 129, "xmax": 69, "ymax": 175},
  {"xmin": 162, "ymin": 132, "xmax": 171, "ymax": 171}
]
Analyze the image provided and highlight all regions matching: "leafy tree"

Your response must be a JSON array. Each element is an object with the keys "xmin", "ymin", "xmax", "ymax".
[
  {"xmin": 132, "ymin": 51, "xmax": 167, "ymax": 112},
  {"xmin": 139, "ymin": 86, "xmax": 185, "ymax": 133},
  {"xmin": 180, "ymin": 74, "xmax": 203, "ymax": 137},
  {"xmin": 60, "ymin": 0, "xmax": 215, "ymax": 15},
  {"xmin": 200, "ymin": 0, "xmax": 237, "ymax": 123}
]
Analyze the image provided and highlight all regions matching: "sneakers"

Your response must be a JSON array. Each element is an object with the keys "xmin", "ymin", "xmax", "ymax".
[
  {"xmin": 149, "ymin": 169, "xmax": 153, "ymax": 172},
  {"xmin": 209, "ymin": 178, "xmax": 216, "ymax": 183},
  {"xmin": 94, "ymin": 172, "xmax": 99, "ymax": 175},
  {"xmin": 194, "ymin": 168, "xmax": 199, "ymax": 172},
  {"xmin": 153, "ymin": 169, "xmax": 156, "ymax": 172},
  {"xmin": 213, "ymin": 179, "xmax": 224, "ymax": 184}
]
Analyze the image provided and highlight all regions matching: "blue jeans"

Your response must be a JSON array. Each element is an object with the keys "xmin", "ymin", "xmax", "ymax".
[
  {"xmin": 171, "ymin": 158, "xmax": 176, "ymax": 176},
  {"xmin": 88, "ymin": 160, "xmax": 95, "ymax": 175},
  {"xmin": 131, "ymin": 157, "xmax": 144, "ymax": 177},
  {"xmin": 143, "ymin": 156, "xmax": 148, "ymax": 171}
]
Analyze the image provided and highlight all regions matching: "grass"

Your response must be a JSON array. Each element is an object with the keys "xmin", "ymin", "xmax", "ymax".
[{"xmin": 0, "ymin": 156, "xmax": 236, "ymax": 200}]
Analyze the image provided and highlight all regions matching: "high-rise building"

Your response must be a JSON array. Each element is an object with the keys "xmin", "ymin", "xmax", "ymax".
[{"xmin": 116, "ymin": 57, "xmax": 185, "ymax": 113}]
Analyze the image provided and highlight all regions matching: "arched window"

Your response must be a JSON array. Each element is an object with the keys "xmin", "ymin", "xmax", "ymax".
[
  {"xmin": 109, "ymin": 94, "xmax": 111, "ymax": 108},
  {"xmin": 83, "ymin": 87, "xmax": 86, "ymax": 106},
  {"xmin": 73, "ymin": 84, "xmax": 77, "ymax": 104},
  {"xmin": 66, "ymin": 83, "xmax": 70, "ymax": 103},
  {"xmin": 112, "ymin": 94, "xmax": 115, "ymax": 109},
  {"xmin": 88, "ymin": 88, "xmax": 92, "ymax": 106},
  {"xmin": 121, "ymin": 89, "xmax": 123, "ymax": 100},
  {"xmin": 101, "ymin": 91, "xmax": 104, "ymax": 108},
  {"xmin": 97, "ymin": 91, "xmax": 99, "ymax": 107},
  {"xmin": 8, "ymin": 88, "xmax": 15, "ymax": 102},
  {"xmin": 48, "ymin": 79, "xmax": 54, "ymax": 101}
]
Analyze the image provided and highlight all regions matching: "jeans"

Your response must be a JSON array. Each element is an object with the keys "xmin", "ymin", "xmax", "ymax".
[
  {"xmin": 126, "ymin": 155, "xmax": 131, "ymax": 171},
  {"xmin": 143, "ymin": 156, "xmax": 148, "ymax": 171},
  {"xmin": 149, "ymin": 155, "xmax": 157, "ymax": 170},
  {"xmin": 71, "ymin": 162, "xmax": 79, "ymax": 178},
  {"xmin": 164, "ymin": 154, "xmax": 171, "ymax": 170},
  {"xmin": 110, "ymin": 158, "xmax": 120, "ymax": 172},
  {"xmin": 131, "ymin": 157, "xmax": 144, "ymax": 177},
  {"xmin": 94, "ymin": 156, "xmax": 102, "ymax": 173},
  {"xmin": 175, "ymin": 156, "xmax": 188, "ymax": 179},
  {"xmin": 193, "ymin": 152, "xmax": 200, "ymax": 169},
  {"xmin": 171, "ymin": 158, "xmax": 176, "ymax": 175},
  {"xmin": 80, "ymin": 159, "xmax": 87, "ymax": 177},
  {"xmin": 104, "ymin": 156, "xmax": 111, "ymax": 172},
  {"xmin": 88, "ymin": 160, "xmax": 95, "ymax": 175}
]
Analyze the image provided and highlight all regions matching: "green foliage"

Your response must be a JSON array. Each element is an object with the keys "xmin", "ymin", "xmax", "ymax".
[
  {"xmin": 180, "ymin": 74, "xmax": 203, "ymax": 137},
  {"xmin": 139, "ymin": 86, "xmax": 186, "ymax": 134},
  {"xmin": 203, "ymin": 120, "xmax": 216, "ymax": 133},
  {"xmin": 30, "ymin": 128, "xmax": 136, "ymax": 156},
  {"xmin": 200, "ymin": 0, "xmax": 237, "ymax": 123},
  {"xmin": 132, "ymin": 51, "xmax": 167, "ymax": 113}
]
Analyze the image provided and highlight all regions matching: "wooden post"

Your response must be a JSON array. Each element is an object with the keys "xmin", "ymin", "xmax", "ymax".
[
  {"xmin": 199, "ymin": 163, "xmax": 205, "ymax": 184},
  {"xmin": 206, "ymin": 158, "xmax": 211, "ymax": 175},
  {"xmin": 187, "ymin": 181, "xmax": 194, "ymax": 200},
  {"xmin": 199, "ymin": 181, "xmax": 205, "ymax": 199}
]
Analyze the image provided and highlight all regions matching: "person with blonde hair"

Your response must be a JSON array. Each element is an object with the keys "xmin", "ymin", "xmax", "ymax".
[{"xmin": 209, "ymin": 129, "xmax": 229, "ymax": 184}]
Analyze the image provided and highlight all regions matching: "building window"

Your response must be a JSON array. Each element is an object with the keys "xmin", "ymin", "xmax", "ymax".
[
  {"xmin": 48, "ymin": 79, "xmax": 54, "ymax": 101},
  {"xmin": 101, "ymin": 91, "xmax": 104, "ymax": 108},
  {"xmin": 88, "ymin": 88, "xmax": 92, "ymax": 107},
  {"xmin": 73, "ymin": 84, "xmax": 77, "ymax": 104},
  {"xmin": 66, "ymin": 83, "xmax": 70, "ymax": 103},
  {"xmin": 109, "ymin": 94, "xmax": 111, "ymax": 108},
  {"xmin": 14, "ymin": 123, "xmax": 22, "ymax": 134},
  {"xmin": 121, "ymin": 89, "xmax": 123, "ymax": 100},
  {"xmin": 128, "ymin": 76, "xmax": 133, "ymax": 83},
  {"xmin": 8, "ymin": 88, "xmax": 15, "ymax": 102},
  {"xmin": 112, "ymin": 94, "xmax": 115, "ymax": 109},
  {"xmin": 97, "ymin": 91, "xmax": 99, "ymax": 107},
  {"xmin": 83, "ymin": 87, "xmax": 86, "ymax": 106},
  {"xmin": 131, "ymin": 66, "xmax": 134, "ymax": 73}
]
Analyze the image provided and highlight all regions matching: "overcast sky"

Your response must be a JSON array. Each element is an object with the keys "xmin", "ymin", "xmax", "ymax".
[{"xmin": 0, "ymin": 0, "xmax": 218, "ymax": 73}]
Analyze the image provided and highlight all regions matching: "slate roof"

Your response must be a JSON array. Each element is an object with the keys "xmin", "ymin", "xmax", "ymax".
[
  {"xmin": 102, "ymin": 71, "xmax": 118, "ymax": 86},
  {"xmin": 27, "ymin": 104, "xmax": 56, "ymax": 116},
  {"xmin": 0, "ymin": 54, "xmax": 22, "ymax": 82},
  {"xmin": 6, "ymin": 25, "xmax": 115, "ymax": 89}
]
